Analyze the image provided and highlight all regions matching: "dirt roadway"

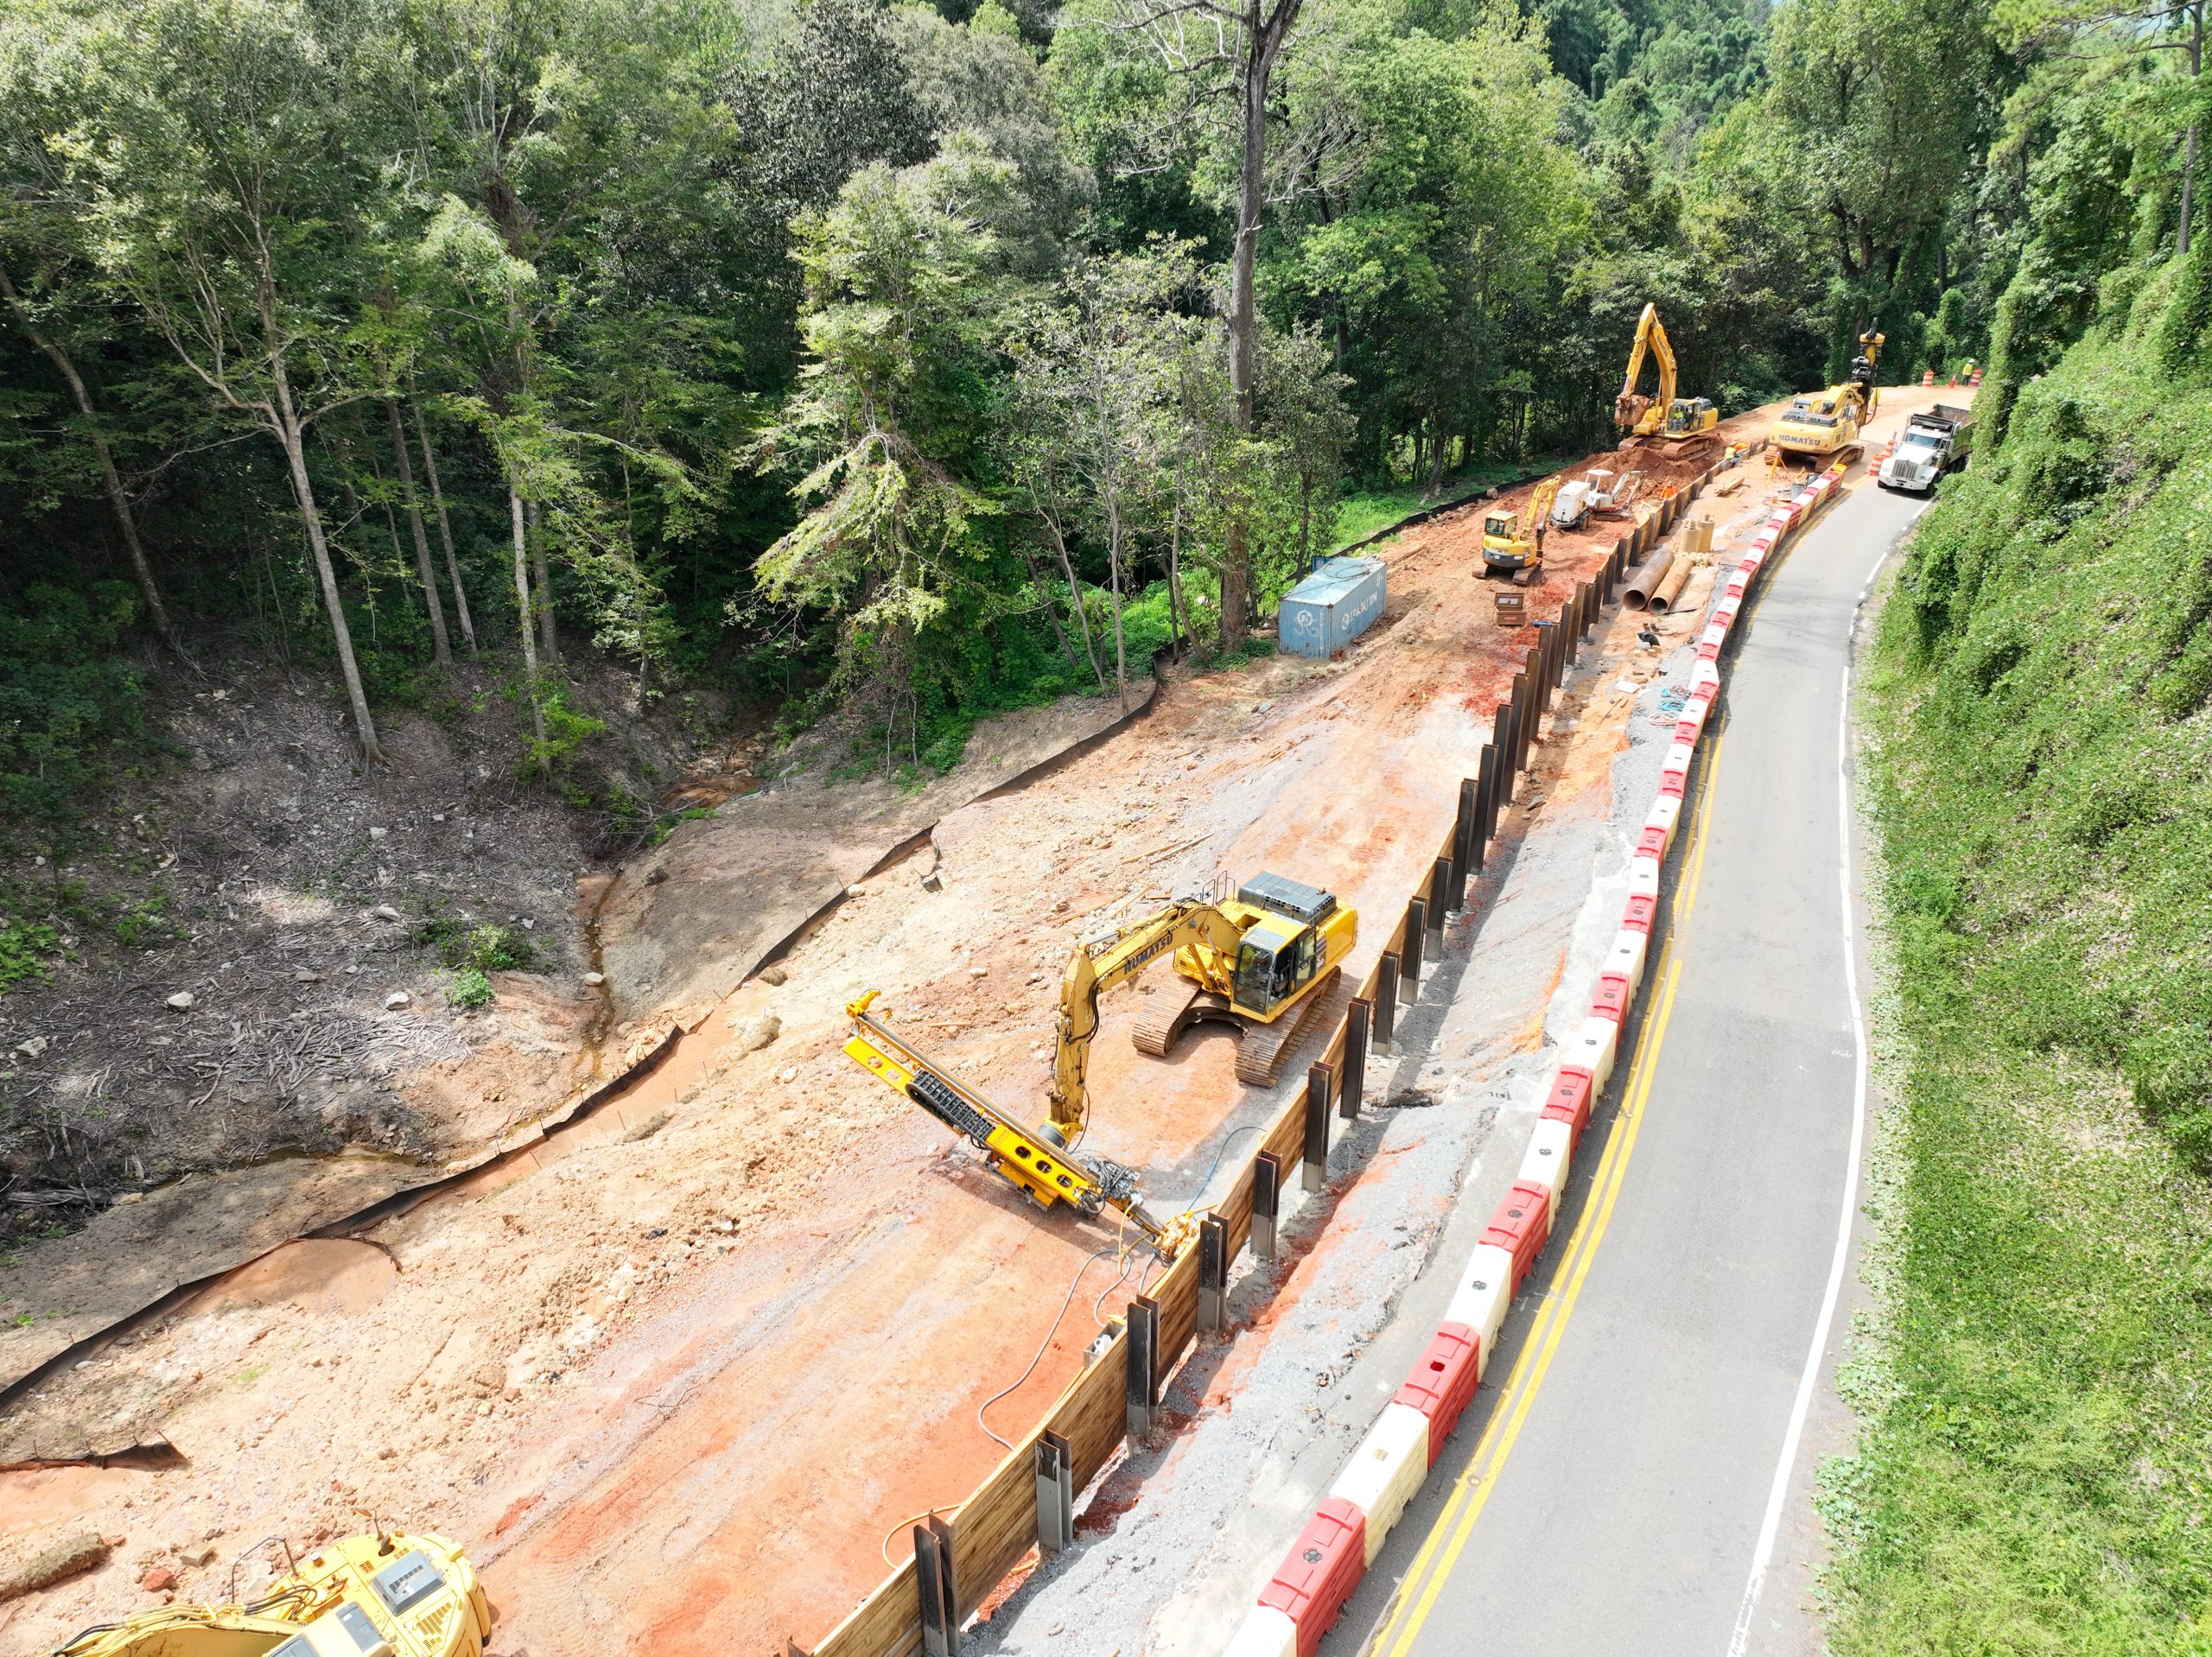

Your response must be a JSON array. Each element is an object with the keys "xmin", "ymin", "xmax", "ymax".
[{"xmin": 0, "ymin": 399, "xmax": 1835, "ymax": 1657}]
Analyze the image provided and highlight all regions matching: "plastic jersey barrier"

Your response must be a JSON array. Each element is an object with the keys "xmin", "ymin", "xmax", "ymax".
[
  {"xmin": 1479, "ymin": 1180, "xmax": 1554, "ymax": 1292},
  {"xmin": 1258, "ymin": 1497, "xmax": 1368, "ymax": 1657},
  {"xmin": 1329, "ymin": 1404, "xmax": 1434, "ymax": 1565},
  {"xmin": 1592, "ymin": 970, "xmax": 1634, "ymax": 1024},
  {"xmin": 1605, "ymin": 927, "xmax": 1650, "ymax": 992},
  {"xmin": 1543, "ymin": 1066, "xmax": 1597, "ymax": 1151},
  {"xmin": 1395, "ymin": 1323, "xmax": 1483, "ymax": 1460},
  {"xmin": 1516, "ymin": 1118, "xmax": 1575, "ymax": 1204},
  {"xmin": 1444, "ymin": 1243, "xmax": 1517, "ymax": 1351}
]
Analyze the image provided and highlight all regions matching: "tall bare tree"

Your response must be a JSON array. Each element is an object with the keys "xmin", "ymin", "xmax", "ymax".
[
  {"xmin": 72, "ymin": 0, "xmax": 388, "ymax": 759},
  {"xmin": 1100, "ymin": 0, "xmax": 1306, "ymax": 651}
]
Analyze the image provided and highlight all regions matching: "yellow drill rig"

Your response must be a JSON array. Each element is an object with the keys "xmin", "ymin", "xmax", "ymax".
[
  {"xmin": 51, "ymin": 1532, "xmax": 489, "ymax": 1657},
  {"xmin": 1480, "ymin": 478, "xmax": 1560, "ymax": 584},
  {"xmin": 843, "ymin": 873, "xmax": 1356, "ymax": 1250},
  {"xmin": 1614, "ymin": 302, "xmax": 1719, "ymax": 459},
  {"xmin": 1770, "ymin": 329, "xmax": 1885, "ymax": 467}
]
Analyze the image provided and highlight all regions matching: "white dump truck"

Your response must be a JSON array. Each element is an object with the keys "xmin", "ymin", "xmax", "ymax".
[{"xmin": 1878, "ymin": 403, "xmax": 1973, "ymax": 493}]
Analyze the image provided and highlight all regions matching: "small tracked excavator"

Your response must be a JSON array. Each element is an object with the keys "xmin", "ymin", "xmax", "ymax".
[
  {"xmin": 49, "ymin": 1532, "xmax": 490, "ymax": 1657},
  {"xmin": 1479, "ymin": 478, "xmax": 1560, "ymax": 583},
  {"xmin": 842, "ymin": 873, "xmax": 1356, "ymax": 1251},
  {"xmin": 1770, "ymin": 329, "xmax": 1885, "ymax": 467},
  {"xmin": 1613, "ymin": 302, "xmax": 1719, "ymax": 460}
]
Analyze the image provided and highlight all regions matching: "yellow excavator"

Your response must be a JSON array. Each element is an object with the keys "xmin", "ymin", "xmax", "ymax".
[
  {"xmin": 1771, "ymin": 329, "xmax": 1885, "ymax": 466},
  {"xmin": 51, "ymin": 1532, "xmax": 489, "ymax": 1657},
  {"xmin": 1614, "ymin": 303, "xmax": 1719, "ymax": 457},
  {"xmin": 843, "ymin": 873, "xmax": 1356, "ymax": 1251},
  {"xmin": 1480, "ymin": 478, "xmax": 1560, "ymax": 583}
]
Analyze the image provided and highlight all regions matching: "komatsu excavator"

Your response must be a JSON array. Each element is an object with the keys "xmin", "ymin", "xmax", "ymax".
[
  {"xmin": 1770, "ymin": 329, "xmax": 1885, "ymax": 467},
  {"xmin": 1479, "ymin": 478, "xmax": 1560, "ymax": 583},
  {"xmin": 842, "ymin": 873, "xmax": 1356, "ymax": 1252},
  {"xmin": 50, "ymin": 1532, "xmax": 489, "ymax": 1657},
  {"xmin": 1614, "ymin": 302, "xmax": 1718, "ymax": 459}
]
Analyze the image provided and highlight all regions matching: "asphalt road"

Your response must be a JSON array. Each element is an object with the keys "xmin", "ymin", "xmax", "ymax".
[{"xmin": 1332, "ymin": 469, "xmax": 1932, "ymax": 1657}]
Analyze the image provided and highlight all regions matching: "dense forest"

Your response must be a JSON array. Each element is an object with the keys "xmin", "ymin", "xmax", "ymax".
[{"xmin": 0, "ymin": 0, "xmax": 2202, "ymax": 832}]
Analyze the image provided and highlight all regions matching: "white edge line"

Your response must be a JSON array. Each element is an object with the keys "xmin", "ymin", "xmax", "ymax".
[{"xmin": 1724, "ymin": 498, "xmax": 1920, "ymax": 1654}]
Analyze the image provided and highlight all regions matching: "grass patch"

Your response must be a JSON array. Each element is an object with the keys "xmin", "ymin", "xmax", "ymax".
[
  {"xmin": 1828, "ymin": 272, "xmax": 2212, "ymax": 1653},
  {"xmin": 414, "ymin": 917, "xmax": 537, "ymax": 975},
  {"xmin": 1327, "ymin": 457, "xmax": 1539, "ymax": 554}
]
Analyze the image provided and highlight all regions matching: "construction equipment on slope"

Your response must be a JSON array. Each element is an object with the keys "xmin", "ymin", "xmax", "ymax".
[
  {"xmin": 1770, "ymin": 329, "xmax": 1886, "ymax": 467},
  {"xmin": 842, "ymin": 873, "xmax": 1355, "ymax": 1249},
  {"xmin": 1552, "ymin": 466, "xmax": 1648, "ymax": 532},
  {"xmin": 1613, "ymin": 303, "xmax": 1719, "ymax": 460},
  {"xmin": 845, "ymin": 991, "xmax": 1184, "ymax": 1252},
  {"xmin": 1480, "ymin": 477, "xmax": 1560, "ymax": 583},
  {"xmin": 52, "ymin": 1532, "xmax": 490, "ymax": 1657},
  {"xmin": 1110, "ymin": 873, "xmax": 1357, "ymax": 1090}
]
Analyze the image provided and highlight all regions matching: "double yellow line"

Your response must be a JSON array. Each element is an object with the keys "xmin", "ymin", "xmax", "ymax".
[{"xmin": 1365, "ymin": 728, "xmax": 1726, "ymax": 1657}]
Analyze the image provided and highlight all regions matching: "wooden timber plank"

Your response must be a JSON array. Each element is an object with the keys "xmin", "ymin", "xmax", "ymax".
[
  {"xmin": 1050, "ymin": 1325, "xmax": 1129, "ymax": 1490},
  {"xmin": 1219, "ymin": 1157, "xmax": 1256, "ymax": 1263},
  {"xmin": 1152, "ymin": 1246, "xmax": 1201, "ymax": 1385},
  {"xmin": 1259, "ymin": 1089, "xmax": 1306, "ymax": 1178},
  {"xmin": 812, "ymin": 1557, "xmax": 921, "ymax": 1657},
  {"xmin": 952, "ymin": 1433, "xmax": 1042, "ymax": 1622}
]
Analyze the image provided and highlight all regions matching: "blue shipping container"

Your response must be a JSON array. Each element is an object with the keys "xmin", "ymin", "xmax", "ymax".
[{"xmin": 1277, "ymin": 556, "xmax": 1388, "ymax": 658}]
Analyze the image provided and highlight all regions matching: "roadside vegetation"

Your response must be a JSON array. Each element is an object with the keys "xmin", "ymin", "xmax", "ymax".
[
  {"xmin": 1840, "ymin": 219, "xmax": 2212, "ymax": 1649},
  {"xmin": 3, "ymin": 0, "xmax": 2088, "ymax": 853}
]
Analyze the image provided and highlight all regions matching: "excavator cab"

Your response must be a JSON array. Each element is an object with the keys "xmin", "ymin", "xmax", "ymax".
[
  {"xmin": 1665, "ymin": 397, "xmax": 1716, "ymax": 436},
  {"xmin": 1232, "ymin": 912, "xmax": 1323, "ymax": 1014}
]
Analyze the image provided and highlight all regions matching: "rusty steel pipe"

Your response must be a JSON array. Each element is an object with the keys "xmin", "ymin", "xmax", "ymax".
[
  {"xmin": 1649, "ymin": 553, "xmax": 1695, "ymax": 613},
  {"xmin": 1620, "ymin": 545, "xmax": 1675, "ymax": 611}
]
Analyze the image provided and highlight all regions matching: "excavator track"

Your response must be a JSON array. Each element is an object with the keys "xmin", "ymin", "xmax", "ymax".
[
  {"xmin": 1231, "ymin": 967, "xmax": 1348, "ymax": 1088},
  {"xmin": 1131, "ymin": 980, "xmax": 1220, "ymax": 1057}
]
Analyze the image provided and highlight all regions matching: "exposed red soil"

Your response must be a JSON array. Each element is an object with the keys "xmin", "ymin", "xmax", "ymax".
[{"xmin": 0, "ymin": 396, "xmax": 1853, "ymax": 1657}]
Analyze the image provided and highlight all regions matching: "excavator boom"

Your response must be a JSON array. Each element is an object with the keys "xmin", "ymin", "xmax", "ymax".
[
  {"xmin": 1052, "ymin": 897, "xmax": 1248, "ymax": 1132},
  {"xmin": 1614, "ymin": 302, "xmax": 1677, "ymax": 436},
  {"xmin": 1613, "ymin": 303, "xmax": 1718, "ymax": 452},
  {"xmin": 838, "ymin": 873, "xmax": 1351, "ymax": 1253}
]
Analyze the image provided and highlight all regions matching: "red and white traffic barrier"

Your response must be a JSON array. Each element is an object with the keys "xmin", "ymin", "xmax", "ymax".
[{"xmin": 1218, "ymin": 457, "xmax": 1841, "ymax": 1657}]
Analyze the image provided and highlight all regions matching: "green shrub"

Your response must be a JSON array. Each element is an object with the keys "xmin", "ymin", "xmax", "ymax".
[
  {"xmin": 415, "ymin": 917, "xmax": 537, "ymax": 974},
  {"xmin": 448, "ymin": 967, "xmax": 494, "ymax": 1008},
  {"xmin": 111, "ymin": 897, "xmax": 171, "ymax": 949},
  {"xmin": 0, "ymin": 918, "xmax": 60, "ymax": 992},
  {"xmin": 0, "ymin": 581, "xmax": 145, "ymax": 835}
]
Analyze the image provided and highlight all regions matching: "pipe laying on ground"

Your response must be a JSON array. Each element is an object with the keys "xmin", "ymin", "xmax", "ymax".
[
  {"xmin": 1649, "ymin": 552, "xmax": 1695, "ymax": 613},
  {"xmin": 1620, "ymin": 546, "xmax": 1675, "ymax": 610}
]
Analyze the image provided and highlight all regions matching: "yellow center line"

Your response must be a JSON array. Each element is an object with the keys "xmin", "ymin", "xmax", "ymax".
[{"xmin": 1365, "ymin": 727, "xmax": 1726, "ymax": 1657}]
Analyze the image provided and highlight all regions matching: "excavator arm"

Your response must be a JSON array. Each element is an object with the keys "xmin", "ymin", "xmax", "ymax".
[
  {"xmin": 1052, "ymin": 899, "xmax": 1248, "ymax": 1133},
  {"xmin": 1614, "ymin": 302, "xmax": 1678, "ymax": 436}
]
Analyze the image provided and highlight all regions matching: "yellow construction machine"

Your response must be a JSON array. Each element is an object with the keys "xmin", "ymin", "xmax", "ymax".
[
  {"xmin": 843, "ymin": 873, "xmax": 1356, "ymax": 1250},
  {"xmin": 1613, "ymin": 303, "xmax": 1719, "ymax": 456},
  {"xmin": 1770, "ymin": 329, "xmax": 1885, "ymax": 467},
  {"xmin": 1096, "ymin": 872, "xmax": 1357, "ymax": 1096},
  {"xmin": 1480, "ymin": 477, "xmax": 1560, "ymax": 583},
  {"xmin": 51, "ymin": 1532, "xmax": 490, "ymax": 1657}
]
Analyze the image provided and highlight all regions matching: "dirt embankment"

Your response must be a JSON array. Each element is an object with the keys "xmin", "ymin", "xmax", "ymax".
[{"xmin": 0, "ymin": 396, "xmax": 1854, "ymax": 1656}]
